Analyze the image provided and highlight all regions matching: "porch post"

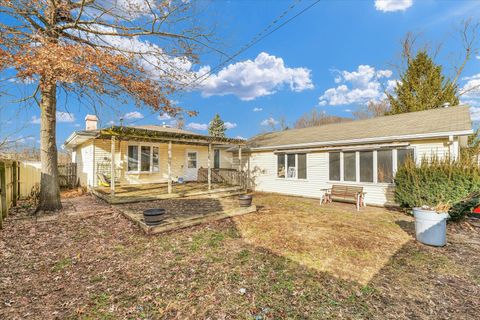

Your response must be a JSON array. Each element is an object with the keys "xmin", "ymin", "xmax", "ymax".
[
  {"xmin": 110, "ymin": 136, "xmax": 115, "ymax": 195},
  {"xmin": 168, "ymin": 141, "xmax": 172, "ymax": 194},
  {"xmin": 238, "ymin": 145, "xmax": 242, "ymax": 172},
  {"xmin": 208, "ymin": 143, "xmax": 212, "ymax": 190}
]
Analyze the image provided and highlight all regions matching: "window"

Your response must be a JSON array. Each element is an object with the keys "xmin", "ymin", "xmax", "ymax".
[
  {"xmin": 278, "ymin": 153, "xmax": 307, "ymax": 179},
  {"xmin": 128, "ymin": 144, "xmax": 159, "ymax": 173},
  {"xmin": 287, "ymin": 154, "xmax": 296, "ymax": 178},
  {"xmin": 214, "ymin": 149, "xmax": 220, "ymax": 169},
  {"xmin": 343, "ymin": 152, "xmax": 356, "ymax": 182},
  {"xmin": 128, "ymin": 145, "xmax": 139, "ymax": 171},
  {"xmin": 297, "ymin": 154, "xmax": 307, "ymax": 179},
  {"xmin": 277, "ymin": 153, "xmax": 285, "ymax": 178},
  {"xmin": 329, "ymin": 152, "xmax": 340, "ymax": 181},
  {"xmin": 152, "ymin": 147, "xmax": 159, "ymax": 172},
  {"xmin": 141, "ymin": 146, "xmax": 151, "ymax": 172},
  {"xmin": 328, "ymin": 148, "xmax": 414, "ymax": 184},
  {"xmin": 187, "ymin": 152, "xmax": 197, "ymax": 168},
  {"xmin": 360, "ymin": 151, "xmax": 373, "ymax": 183},
  {"xmin": 397, "ymin": 148, "xmax": 414, "ymax": 168},
  {"xmin": 377, "ymin": 149, "xmax": 393, "ymax": 183}
]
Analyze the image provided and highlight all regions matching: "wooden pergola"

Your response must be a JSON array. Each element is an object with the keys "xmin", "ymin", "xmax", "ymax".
[{"xmin": 99, "ymin": 126, "xmax": 247, "ymax": 196}]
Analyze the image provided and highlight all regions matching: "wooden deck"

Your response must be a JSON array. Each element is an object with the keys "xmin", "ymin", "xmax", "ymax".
[{"xmin": 93, "ymin": 182, "xmax": 244, "ymax": 204}]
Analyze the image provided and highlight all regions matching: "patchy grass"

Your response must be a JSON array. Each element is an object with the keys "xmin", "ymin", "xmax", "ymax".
[
  {"xmin": 234, "ymin": 193, "xmax": 413, "ymax": 284},
  {"xmin": 0, "ymin": 194, "xmax": 479, "ymax": 319}
]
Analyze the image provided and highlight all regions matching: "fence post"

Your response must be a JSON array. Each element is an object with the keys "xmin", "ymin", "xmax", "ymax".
[
  {"xmin": 12, "ymin": 161, "xmax": 17, "ymax": 207},
  {"xmin": 0, "ymin": 162, "xmax": 7, "ymax": 224}
]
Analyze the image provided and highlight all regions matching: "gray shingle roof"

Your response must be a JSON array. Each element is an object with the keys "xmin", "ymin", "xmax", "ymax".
[{"xmin": 249, "ymin": 106, "xmax": 472, "ymax": 149}]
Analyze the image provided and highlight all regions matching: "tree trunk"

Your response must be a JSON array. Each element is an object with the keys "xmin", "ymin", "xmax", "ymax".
[{"xmin": 37, "ymin": 78, "xmax": 62, "ymax": 212}]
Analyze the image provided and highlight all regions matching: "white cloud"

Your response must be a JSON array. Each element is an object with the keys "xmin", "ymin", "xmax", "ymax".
[
  {"xmin": 186, "ymin": 122, "xmax": 208, "ymax": 131},
  {"xmin": 31, "ymin": 112, "xmax": 75, "ymax": 124},
  {"xmin": 261, "ymin": 117, "xmax": 279, "ymax": 127},
  {"xmin": 235, "ymin": 136, "xmax": 247, "ymax": 140},
  {"xmin": 30, "ymin": 116, "xmax": 41, "ymax": 124},
  {"xmin": 107, "ymin": 120, "xmax": 116, "ymax": 126},
  {"xmin": 74, "ymin": 123, "xmax": 81, "ymax": 127},
  {"xmin": 197, "ymin": 52, "xmax": 313, "ymax": 101},
  {"xmin": 253, "ymin": 107, "xmax": 263, "ymax": 112},
  {"xmin": 224, "ymin": 122, "xmax": 237, "ymax": 129},
  {"xmin": 123, "ymin": 111, "xmax": 144, "ymax": 119},
  {"xmin": 470, "ymin": 107, "xmax": 480, "ymax": 121},
  {"xmin": 56, "ymin": 111, "xmax": 76, "ymax": 123},
  {"xmin": 375, "ymin": 0, "xmax": 413, "ymax": 12},
  {"xmin": 318, "ymin": 65, "xmax": 394, "ymax": 106},
  {"xmin": 460, "ymin": 74, "xmax": 480, "ymax": 111},
  {"xmin": 476, "ymin": 55, "xmax": 480, "ymax": 60},
  {"xmin": 345, "ymin": 109, "xmax": 352, "ymax": 112},
  {"xmin": 157, "ymin": 113, "xmax": 172, "ymax": 121}
]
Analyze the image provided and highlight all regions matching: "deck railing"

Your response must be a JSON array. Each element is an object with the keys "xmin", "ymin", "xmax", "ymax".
[{"xmin": 197, "ymin": 168, "xmax": 247, "ymax": 189}]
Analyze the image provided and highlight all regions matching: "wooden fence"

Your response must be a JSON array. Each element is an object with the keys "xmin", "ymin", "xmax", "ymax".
[
  {"xmin": 58, "ymin": 163, "xmax": 77, "ymax": 189},
  {"xmin": 0, "ymin": 160, "xmax": 78, "ymax": 228},
  {"xmin": 197, "ymin": 168, "xmax": 247, "ymax": 189},
  {"xmin": 0, "ymin": 160, "xmax": 19, "ymax": 229}
]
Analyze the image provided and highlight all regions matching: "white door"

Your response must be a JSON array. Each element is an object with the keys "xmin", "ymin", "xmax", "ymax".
[{"xmin": 185, "ymin": 151, "xmax": 198, "ymax": 181}]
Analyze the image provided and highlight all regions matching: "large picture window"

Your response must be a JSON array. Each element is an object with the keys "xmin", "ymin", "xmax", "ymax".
[
  {"xmin": 328, "ymin": 147, "xmax": 414, "ymax": 184},
  {"xmin": 377, "ymin": 149, "xmax": 393, "ymax": 183},
  {"xmin": 329, "ymin": 152, "xmax": 340, "ymax": 181},
  {"xmin": 397, "ymin": 148, "xmax": 414, "ymax": 168},
  {"xmin": 297, "ymin": 154, "xmax": 307, "ymax": 179},
  {"xmin": 128, "ymin": 144, "xmax": 159, "ymax": 173},
  {"xmin": 360, "ymin": 151, "xmax": 373, "ymax": 183},
  {"xmin": 343, "ymin": 152, "xmax": 356, "ymax": 182}
]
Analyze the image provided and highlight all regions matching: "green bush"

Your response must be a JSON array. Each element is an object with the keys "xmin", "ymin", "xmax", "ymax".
[{"xmin": 394, "ymin": 157, "xmax": 480, "ymax": 221}]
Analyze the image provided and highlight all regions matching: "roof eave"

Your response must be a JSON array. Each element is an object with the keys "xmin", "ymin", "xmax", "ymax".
[{"xmin": 249, "ymin": 129, "xmax": 474, "ymax": 151}]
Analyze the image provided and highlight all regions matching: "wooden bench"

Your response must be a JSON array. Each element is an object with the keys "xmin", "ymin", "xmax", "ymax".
[{"xmin": 321, "ymin": 185, "xmax": 366, "ymax": 211}]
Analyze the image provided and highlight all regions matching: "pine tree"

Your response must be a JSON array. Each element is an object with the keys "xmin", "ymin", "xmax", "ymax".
[
  {"xmin": 388, "ymin": 51, "xmax": 459, "ymax": 114},
  {"xmin": 208, "ymin": 114, "xmax": 226, "ymax": 137}
]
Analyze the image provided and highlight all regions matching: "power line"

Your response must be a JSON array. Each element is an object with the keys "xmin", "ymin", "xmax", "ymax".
[
  {"xmin": 183, "ymin": 0, "xmax": 322, "ymax": 90},
  {"xmin": 129, "ymin": 0, "xmax": 322, "ymax": 125}
]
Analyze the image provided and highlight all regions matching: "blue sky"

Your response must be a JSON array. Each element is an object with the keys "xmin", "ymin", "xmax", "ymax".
[{"xmin": 1, "ymin": 0, "xmax": 480, "ymax": 147}]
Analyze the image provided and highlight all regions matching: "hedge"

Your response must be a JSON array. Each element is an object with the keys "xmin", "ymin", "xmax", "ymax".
[{"xmin": 394, "ymin": 157, "xmax": 480, "ymax": 221}]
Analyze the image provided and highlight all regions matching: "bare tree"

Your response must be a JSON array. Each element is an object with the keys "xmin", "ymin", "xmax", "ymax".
[
  {"xmin": 294, "ymin": 109, "xmax": 352, "ymax": 129},
  {"xmin": 0, "ymin": 0, "xmax": 213, "ymax": 211},
  {"xmin": 352, "ymin": 99, "xmax": 390, "ymax": 120},
  {"xmin": 396, "ymin": 19, "xmax": 479, "ymax": 101}
]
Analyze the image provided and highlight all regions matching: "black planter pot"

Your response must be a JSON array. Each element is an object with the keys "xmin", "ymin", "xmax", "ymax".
[
  {"xmin": 238, "ymin": 195, "xmax": 253, "ymax": 207},
  {"xmin": 143, "ymin": 208, "xmax": 166, "ymax": 226}
]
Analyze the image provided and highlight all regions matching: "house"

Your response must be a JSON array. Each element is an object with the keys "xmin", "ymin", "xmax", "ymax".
[
  {"xmin": 65, "ymin": 106, "xmax": 472, "ymax": 207},
  {"xmin": 241, "ymin": 105, "xmax": 473, "ymax": 206},
  {"xmin": 64, "ymin": 115, "xmax": 246, "ymax": 193}
]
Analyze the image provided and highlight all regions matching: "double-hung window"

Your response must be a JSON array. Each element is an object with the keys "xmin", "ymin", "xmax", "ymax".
[
  {"xmin": 128, "ymin": 145, "xmax": 159, "ymax": 173},
  {"xmin": 277, "ymin": 153, "xmax": 307, "ymax": 179}
]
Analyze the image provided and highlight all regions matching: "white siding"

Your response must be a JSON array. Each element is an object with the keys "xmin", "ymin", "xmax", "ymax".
[
  {"xmin": 248, "ymin": 137, "xmax": 456, "ymax": 207},
  {"xmin": 76, "ymin": 141, "xmax": 94, "ymax": 188}
]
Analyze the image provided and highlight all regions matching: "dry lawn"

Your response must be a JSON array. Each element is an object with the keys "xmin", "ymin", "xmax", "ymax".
[
  {"xmin": 0, "ymin": 193, "xmax": 479, "ymax": 319},
  {"xmin": 234, "ymin": 193, "xmax": 413, "ymax": 284}
]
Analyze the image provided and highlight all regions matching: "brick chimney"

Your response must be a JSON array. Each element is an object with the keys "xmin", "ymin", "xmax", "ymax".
[{"xmin": 85, "ymin": 114, "xmax": 99, "ymax": 131}]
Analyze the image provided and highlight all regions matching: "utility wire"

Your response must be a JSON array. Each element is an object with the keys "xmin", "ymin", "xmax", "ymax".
[{"xmin": 183, "ymin": 0, "xmax": 322, "ymax": 90}]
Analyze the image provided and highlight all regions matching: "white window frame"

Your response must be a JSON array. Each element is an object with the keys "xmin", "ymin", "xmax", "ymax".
[
  {"xmin": 127, "ymin": 143, "xmax": 160, "ymax": 174},
  {"xmin": 276, "ymin": 153, "xmax": 308, "ymax": 180},
  {"xmin": 328, "ymin": 147, "xmax": 416, "ymax": 185},
  {"xmin": 186, "ymin": 150, "xmax": 198, "ymax": 169}
]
